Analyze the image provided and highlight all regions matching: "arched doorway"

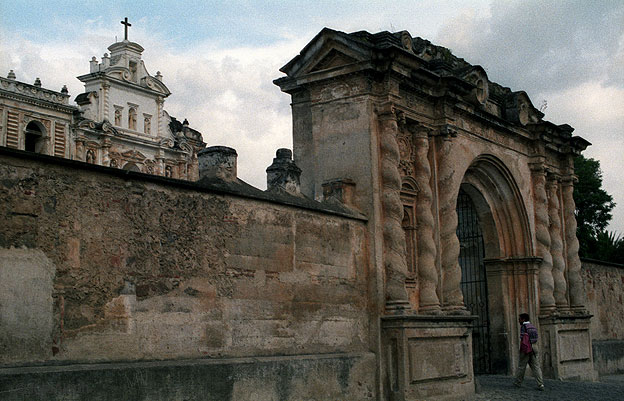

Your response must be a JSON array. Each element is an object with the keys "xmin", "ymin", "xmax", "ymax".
[
  {"xmin": 24, "ymin": 121, "xmax": 46, "ymax": 153},
  {"xmin": 459, "ymin": 155, "xmax": 535, "ymax": 375},
  {"xmin": 457, "ymin": 188, "xmax": 491, "ymax": 374}
]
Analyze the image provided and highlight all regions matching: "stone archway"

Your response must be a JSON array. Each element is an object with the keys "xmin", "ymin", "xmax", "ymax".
[{"xmin": 459, "ymin": 154, "xmax": 537, "ymax": 374}]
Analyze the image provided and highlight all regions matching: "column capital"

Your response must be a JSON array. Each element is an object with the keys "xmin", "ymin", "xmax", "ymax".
[
  {"xmin": 560, "ymin": 174, "xmax": 578, "ymax": 186},
  {"xmin": 376, "ymin": 102, "xmax": 397, "ymax": 120},
  {"xmin": 407, "ymin": 121, "xmax": 434, "ymax": 139}
]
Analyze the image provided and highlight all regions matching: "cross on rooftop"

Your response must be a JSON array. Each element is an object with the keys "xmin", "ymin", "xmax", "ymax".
[{"xmin": 121, "ymin": 17, "xmax": 131, "ymax": 41}]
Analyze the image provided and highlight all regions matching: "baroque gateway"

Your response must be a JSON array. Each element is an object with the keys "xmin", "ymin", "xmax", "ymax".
[{"xmin": 0, "ymin": 27, "xmax": 605, "ymax": 400}]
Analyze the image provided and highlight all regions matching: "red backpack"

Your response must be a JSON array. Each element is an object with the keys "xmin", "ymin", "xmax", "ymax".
[
  {"xmin": 520, "ymin": 332, "xmax": 533, "ymax": 354},
  {"xmin": 520, "ymin": 323, "xmax": 537, "ymax": 354}
]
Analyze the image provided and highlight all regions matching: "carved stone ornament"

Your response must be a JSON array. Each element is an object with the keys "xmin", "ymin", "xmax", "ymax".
[
  {"xmin": 462, "ymin": 67, "xmax": 489, "ymax": 106},
  {"xmin": 122, "ymin": 149, "xmax": 147, "ymax": 162},
  {"xmin": 86, "ymin": 149, "xmax": 96, "ymax": 164},
  {"xmin": 144, "ymin": 159, "xmax": 155, "ymax": 174},
  {"xmin": 77, "ymin": 119, "xmax": 97, "ymax": 130},
  {"xmin": 100, "ymin": 120, "xmax": 120, "ymax": 136},
  {"xmin": 400, "ymin": 31, "xmax": 413, "ymax": 52},
  {"xmin": 397, "ymin": 132, "xmax": 415, "ymax": 177},
  {"xmin": 159, "ymin": 137, "xmax": 174, "ymax": 148},
  {"xmin": 504, "ymin": 91, "xmax": 542, "ymax": 126}
]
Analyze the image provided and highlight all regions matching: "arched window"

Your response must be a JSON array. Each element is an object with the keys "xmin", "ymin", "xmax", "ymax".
[
  {"xmin": 24, "ymin": 121, "xmax": 46, "ymax": 154},
  {"xmin": 128, "ymin": 108, "xmax": 137, "ymax": 130}
]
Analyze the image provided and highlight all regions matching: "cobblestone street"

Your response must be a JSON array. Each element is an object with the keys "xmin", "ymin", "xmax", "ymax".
[{"xmin": 459, "ymin": 375, "xmax": 624, "ymax": 401}]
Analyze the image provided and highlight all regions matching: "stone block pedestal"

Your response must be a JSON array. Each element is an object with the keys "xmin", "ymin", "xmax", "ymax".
[
  {"xmin": 539, "ymin": 314, "xmax": 597, "ymax": 381},
  {"xmin": 381, "ymin": 315, "xmax": 476, "ymax": 401}
]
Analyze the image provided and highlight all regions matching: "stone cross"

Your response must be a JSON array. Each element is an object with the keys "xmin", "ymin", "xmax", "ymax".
[{"xmin": 121, "ymin": 17, "xmax": 132, "ymax": 41}]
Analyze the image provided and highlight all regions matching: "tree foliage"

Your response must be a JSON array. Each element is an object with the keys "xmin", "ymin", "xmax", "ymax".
[{"xmin": 573, "ymin": 155, "xmax": 619, "ymax": 262}]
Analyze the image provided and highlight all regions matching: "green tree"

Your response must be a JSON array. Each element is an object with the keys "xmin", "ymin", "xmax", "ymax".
[
  {"xmin": 592, "ymin": 231, "xmax": 624, "ymax": 263},
  {"xmin": 573, "ymin": 155, "xmax": 616, "ymax": 259}
]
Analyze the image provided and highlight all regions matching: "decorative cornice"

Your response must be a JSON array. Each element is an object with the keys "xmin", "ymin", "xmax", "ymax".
[{"xmin": 0, "ymin": 89, "xmax": 77, "ymax": 114}]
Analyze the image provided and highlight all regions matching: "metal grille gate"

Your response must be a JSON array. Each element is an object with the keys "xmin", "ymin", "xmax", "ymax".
[{"xmin": 456, "ymin": 189, "xmax": 492, "ymax": 374}]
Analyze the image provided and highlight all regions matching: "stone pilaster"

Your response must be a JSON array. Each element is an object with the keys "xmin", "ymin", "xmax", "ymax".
[
  {"xmin": 437, "ymin": 127, "xmax": 466, "ymax": 314},
  {"xmin": 157, "ymin": 97, "xmax": 164, "ymax": 138},
  {"xmin": 561, "ymin": 176, "xmax": 586, "ymax": 312},
  {"xmin": 100, "ymin": 137, "xmax": 111, "ymax": 166},
  {"xmin": 530, "ymin": 162, "xmax": 556, "ymax": 315},
  {"xmin": 102, "ymin": 82, "xmax": 110, "ymax": 122},
  {"xmin": 412, "ymin": 125, "xmax": 440, "ymax": 314},
  {"xmin": 378, "ymin": 105, "xmax": 410, "ymax": 313},
  {"xmin": 547, "ymin": 175, "xmax": 569, "ymax": 311}
]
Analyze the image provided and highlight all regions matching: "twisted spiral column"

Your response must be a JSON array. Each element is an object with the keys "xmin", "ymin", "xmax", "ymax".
[
  {"xmin": 547, "ymin": 176, "xmax": 569, "ymax": 311},
  {"xmin": 562, "ymin": 176, "xmax": 585, "ymax": 311},
  {"xmin": 379, "ymin": 106, "xmax": 410, "ymax": 313},
  {"xmin": 413, "ymin": 127, "xmax": 440, "ymax": 313},
  {"xmin": 437, "ymin": 131, "xmax": 466, "ymax": 313},
  {"xmin": 531, "ymin": 164, "xmax": 556, "ymax": 314}
]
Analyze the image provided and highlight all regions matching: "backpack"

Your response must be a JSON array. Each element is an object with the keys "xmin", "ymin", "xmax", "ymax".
[
  {"xmin": 520, "ymin": 332, "xmax": 533, "ymax": 354},
  {"xmin": 525, "ymin": 323, "xmax": 538, "ymax": 344}
]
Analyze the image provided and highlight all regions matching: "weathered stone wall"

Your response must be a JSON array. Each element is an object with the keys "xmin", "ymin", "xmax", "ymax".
[
  {"xmin": 583, "ymin": 259, "xmax": 624, "ymax": 374},
  {"xmin": 0, "ymin": 354, "xmax": 376, "ymax": 401},
  {"xmin": 0, "ymin": 148, "xmax": 371, "ymax": 366}
]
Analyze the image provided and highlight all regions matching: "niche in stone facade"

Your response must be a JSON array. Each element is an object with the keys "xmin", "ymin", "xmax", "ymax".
[{"xmin": 128, "ymin": 107, "xmax": 137, "ymax": 130}]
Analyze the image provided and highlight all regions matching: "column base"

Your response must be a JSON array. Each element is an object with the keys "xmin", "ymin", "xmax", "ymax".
[
  {"xmin": 381, "ymin": 315, "xmax": 476, "ymax": 400},
  {"xmin": 385, "ymin": 300, "xmax": 412, "ymax": 314},
  {"xmin": 539, "ymin": 313, "xmax": 597, "ymax": 381}
]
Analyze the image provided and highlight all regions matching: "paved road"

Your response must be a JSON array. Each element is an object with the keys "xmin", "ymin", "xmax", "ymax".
[{"xmin": 460, "ymin": 374, "xmax": 624, "ymax": 401}]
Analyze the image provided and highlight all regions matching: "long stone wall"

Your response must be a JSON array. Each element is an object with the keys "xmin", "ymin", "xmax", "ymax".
[
  {"xmin": 0, "ymin": 148, "xmax": 375, "ymax": 399},
  {"xmin": 582, "ymin": 258, "xmax": 624, "ymax": 375}
]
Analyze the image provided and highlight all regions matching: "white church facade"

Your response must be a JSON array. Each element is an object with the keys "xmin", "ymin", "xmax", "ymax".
[{"xmin": 0, "ymin": 19, "xmax": 205, "ymax": 180}]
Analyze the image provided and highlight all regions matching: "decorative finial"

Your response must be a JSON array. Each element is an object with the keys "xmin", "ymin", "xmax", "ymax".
[
  {"xmin": 121, "ymin": 17, "xmax": 132, "ymax": 41},
  {"xmin": 34, "ymin": 77, "xmax": 42, "ymax": 87},
  {"xmin": 183, "ymin": 119, "xmax": 189, "ymax": 126},
  {"xmin": 7, "ymin": 70, "xmax": 16, "ymax": 80},
  {"xmin": 61, "ymin": 85, "xmax": 68, "ymax": 94}
]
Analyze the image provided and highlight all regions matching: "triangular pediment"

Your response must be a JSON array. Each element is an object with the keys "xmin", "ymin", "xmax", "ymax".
[
  {"xmin": 279, "ymin": 28, "xmax": 372, "ymax": 78},
  {"xmin": 121, "ymin": 150, "xmax": 147, "ymax": 161},
  {"xmin": 308, "ymin": 49, "xmax": 358, "ymax": 73}
]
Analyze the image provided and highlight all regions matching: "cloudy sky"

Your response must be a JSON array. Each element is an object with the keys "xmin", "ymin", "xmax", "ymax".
[{"xmin": 1, "ymin": 1, "xmax": 622, "ymax": 233}]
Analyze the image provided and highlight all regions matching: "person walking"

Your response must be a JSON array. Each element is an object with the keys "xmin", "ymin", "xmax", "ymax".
[{"xmin": 513, "ymin": 313, "xmax": 545, "ymax": 391}]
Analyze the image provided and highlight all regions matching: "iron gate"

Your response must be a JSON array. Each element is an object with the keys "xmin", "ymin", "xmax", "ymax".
[{"xmin": 456, "ymin": 189, "xmax": 492, "ymax": 374}]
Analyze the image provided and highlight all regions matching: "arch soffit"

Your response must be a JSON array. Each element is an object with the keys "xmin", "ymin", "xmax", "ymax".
[
  {"xmin": 25, "ymin": 120, "xmax": 47, "ymax": 136},
  {"xmin": 460, "ymin": 154, "xmax": 533, "ymax": 258}
]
